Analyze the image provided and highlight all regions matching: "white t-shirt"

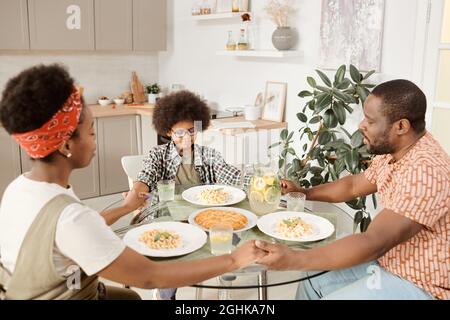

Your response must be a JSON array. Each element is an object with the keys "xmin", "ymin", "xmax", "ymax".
[{"xmin": 0, "ymin": 175, "xmax": 125, "ymax": 277}]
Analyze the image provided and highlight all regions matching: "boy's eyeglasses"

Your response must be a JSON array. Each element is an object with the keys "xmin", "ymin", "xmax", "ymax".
[{"xmin": 172, "ymin": 127, "xmax": 196, "ymax": 138}]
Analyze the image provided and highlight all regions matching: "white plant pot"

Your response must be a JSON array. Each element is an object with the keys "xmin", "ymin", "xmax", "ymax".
[{"xmin": 148, "ymin": 93, "xmax": 158, "ymax": 104}]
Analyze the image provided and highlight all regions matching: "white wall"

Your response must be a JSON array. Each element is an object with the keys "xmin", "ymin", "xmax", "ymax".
[
  {"xmin": 0, "ymin": 52, "xmax": 159, "ymax": 104},
  {"xmin": 159, "ymin": 0, "xmax": 422, "ymax": 217},
  {"xmin": 159, "ymin": 0, "xmax": 421, "ymax": 138}
]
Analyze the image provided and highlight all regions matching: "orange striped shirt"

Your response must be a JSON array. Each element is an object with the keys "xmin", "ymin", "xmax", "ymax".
[{"xmin": 364, "ymin": 132, "xmax": 449, "ymax": 300}]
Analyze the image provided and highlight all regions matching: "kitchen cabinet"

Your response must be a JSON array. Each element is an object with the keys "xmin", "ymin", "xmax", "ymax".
[
  {"xmin": 97, "ymin": 115, "xmax": 140, "ymax": 195},
  {"xmin": 140, "ymin": 114, "xmax": 158, "ymax": 154},
  {"xmin": 69, "ymin": 120, "xmax": 100, "ymax": 199},
  {"xmin": 95, "ymin": 0, "xmax": 132, "ymax": 51},
  {"xmin": 70, "ymin": 155, "xmax": 100, "ymax": 199},
  {"xmin": 0, "ymin": 0, "xmax": 29, "ymax": 50},
  {"xmin": 28, "ymin": 0, "xmax": 95, "ymax": 50},
  {"xmin": 1, "ymin": 0, "xmax": 166, "ymax": 52},
  {"xmin": 133, "ymin": 0, "xmax": 166, "ymax": 52},
  {"xmin": 0, "ymin": 128, "xmax": 22, "ymax": 198}
]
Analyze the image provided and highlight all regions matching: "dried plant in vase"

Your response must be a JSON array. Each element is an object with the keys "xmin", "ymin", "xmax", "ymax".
[
  {"xmin": 264, "ymin": 0, "xmax": 296, "ymax": 28},
  {"xmin": 264, "ymin": 0, "xmax": 297, "ymax": 50}
]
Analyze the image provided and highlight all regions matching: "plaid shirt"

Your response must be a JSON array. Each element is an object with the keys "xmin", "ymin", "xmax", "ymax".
[{"xmin": 137, "ymin": 141, "xmax": 242, "ymax": 202}]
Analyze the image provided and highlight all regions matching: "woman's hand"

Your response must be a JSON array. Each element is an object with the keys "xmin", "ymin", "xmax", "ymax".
[
  {"xmin": 122, "ymin": 189, "xmax": 147, "ymax": 213},
  {"xmin": 230, "ymin": 240, "xmax": 267, "ymax": 269}
]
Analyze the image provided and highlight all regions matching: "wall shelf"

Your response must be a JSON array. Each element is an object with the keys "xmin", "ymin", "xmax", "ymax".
[
  {"xmin": 190, "ymin": 12, "xmax": 249, "ymax": 20},
  {"xmin": 216, "ymin": 50, "xmax": 302, "ymax": 58}
]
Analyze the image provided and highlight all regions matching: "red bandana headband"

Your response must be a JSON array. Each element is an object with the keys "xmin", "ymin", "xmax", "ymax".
[{"xmin": 12, "ymin": 88, "xmax": 82, "ymax": 159}]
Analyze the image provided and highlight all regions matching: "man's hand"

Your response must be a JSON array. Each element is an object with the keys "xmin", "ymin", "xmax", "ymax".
[
  {"xmin": 254, "ymin": 240, "xmax": 299, "ymax": 270},
  {"xmin": 281, "ymin": 179, "xmax": 307, "ymax": 196}
]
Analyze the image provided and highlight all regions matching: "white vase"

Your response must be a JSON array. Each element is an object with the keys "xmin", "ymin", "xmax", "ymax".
[{"xmin": 148, "ymin": 93, "xmax": 157, "ymax": 104}]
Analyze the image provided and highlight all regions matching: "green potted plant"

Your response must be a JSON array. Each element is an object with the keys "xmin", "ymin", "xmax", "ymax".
[
  {"xmin": 145, "ymin": 83, "xmax": 161, "ymax": 104},
  {"xmin": 270, "ymin": 64, "xmax": 377, "ymax": 232}
]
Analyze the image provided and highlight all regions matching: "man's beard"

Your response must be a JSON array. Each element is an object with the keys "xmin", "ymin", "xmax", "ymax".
[{"xmin": 366, "ymin": 131, "xmax": 395, "ymax": 155}]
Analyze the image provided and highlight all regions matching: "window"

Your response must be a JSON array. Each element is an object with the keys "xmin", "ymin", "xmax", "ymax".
[
  {"xmin": 424, "ymin": 0, "xmax": 450, "ymax": 153},
  {"xmin": 435, "ymin": 0, "xmax": 450, "ymax": 106}
]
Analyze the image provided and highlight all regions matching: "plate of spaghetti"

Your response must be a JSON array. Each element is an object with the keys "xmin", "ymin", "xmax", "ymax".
[{"xmin": 188, "ymin": 207, "xmax": 257, "ymax": 232}]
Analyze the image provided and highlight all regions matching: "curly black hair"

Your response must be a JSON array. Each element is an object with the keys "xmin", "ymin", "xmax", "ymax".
[
  {"xmin": 0, "ymin": 64, "xmax": 84, "ymax": 162},
  {"xmin": 0, "ymin": 64, "xmax": 76, "ymax": 134},
  {"xmin": 152, "ymin": 90, "xmax": 211, "ymax": 135}
]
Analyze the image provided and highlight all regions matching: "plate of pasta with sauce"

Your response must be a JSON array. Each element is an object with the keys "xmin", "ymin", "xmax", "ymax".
[
  {"xmin": 182, "ymin": 185, "xmax": 246, "ymax": 207},
  {"xmin": 123, "ymin": 222, "xmax": 207, "ymax": 257},
  {"xmin": 188, "ymin": 207, "xmax": 258, "ymax": 233}
]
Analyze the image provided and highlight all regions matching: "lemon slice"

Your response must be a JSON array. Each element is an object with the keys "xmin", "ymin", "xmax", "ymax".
[
  {"xmin": 253, "ymin": 177, "xmax": 266, "ymax": 191},
  {"xmin": 249, "ymin": 190, "xmax": 264, "ymax": 203},
  {"xmin": 264, "ymin": 187, "xmax": 280, "ymax": 205},
  {"xmin": 263, "ymin": 175, "xmax": 275, "ymax": 186}
]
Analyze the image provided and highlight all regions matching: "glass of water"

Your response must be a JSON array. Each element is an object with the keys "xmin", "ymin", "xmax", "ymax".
[
  {"xmin": 157, "ymin": 180, "xmax": 175, "ymax": 202},
  {"xmin": 286, "ymin": 192, "xmax": 306, "ymax": 212},
  {"xmin": 209, "ymin": 224, "xmax": 233, "ymax": 256}
]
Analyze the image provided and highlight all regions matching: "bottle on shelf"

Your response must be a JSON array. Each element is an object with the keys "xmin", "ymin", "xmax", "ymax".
[
  {"xmin": 241, "ymin": 13, "xmax": 255, "ymax": 50},
  {"xmin": 200, "ymin": 0, "xmax": 212, "ymax": 14},
  {"xmin": 232, "ymin": 0, "xmax": 240, "ymax": 12},
  {"xmin": 237, "ymin": 28, "xmax": 249, "ymax": 50},
  {"xmin": 226, "ymin": 31, "xmax": 237, "ymax": 50}
]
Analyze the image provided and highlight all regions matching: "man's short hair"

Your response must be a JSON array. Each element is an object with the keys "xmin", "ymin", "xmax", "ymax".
[{"xmin": 371, "ymin": 79, "xmax": 427, "ymax": 134}]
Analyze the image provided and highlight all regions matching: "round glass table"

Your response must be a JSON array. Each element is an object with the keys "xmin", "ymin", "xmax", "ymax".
[{"xmin": 115, "ymin": 195, "xmax": 354, "ymax": 300}]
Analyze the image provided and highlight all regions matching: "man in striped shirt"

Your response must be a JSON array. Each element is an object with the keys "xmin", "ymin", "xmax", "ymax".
[{"xmin": 256, "ymin": 80, "xmax": 449, "ymax": 300}]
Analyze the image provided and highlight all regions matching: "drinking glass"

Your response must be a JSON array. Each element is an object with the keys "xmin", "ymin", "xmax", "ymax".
[
  {"xmin": 286, "ymin": 192, "xmax": 306, "ymax": 212},
  {"xmin": 209, "ymin": 224, "xmax": 233, "ymax": 256},
  {"xmin": 157, "ymin": 180, "xmax": 175, "ymax": 202}
]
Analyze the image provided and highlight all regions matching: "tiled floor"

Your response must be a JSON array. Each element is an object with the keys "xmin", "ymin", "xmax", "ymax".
[{"xmin": 83, "ymin": 193, "xmax": 300, "ymax": 300}]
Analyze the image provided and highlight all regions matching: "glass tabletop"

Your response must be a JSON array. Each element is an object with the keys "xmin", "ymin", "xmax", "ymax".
[{"xmin": 115, "ymin": 194, "xmax": 354, "ymax": 290}]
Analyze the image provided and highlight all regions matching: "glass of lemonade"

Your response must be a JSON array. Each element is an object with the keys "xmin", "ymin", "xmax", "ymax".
[
  {"xmin": 209, "ymin": 224, "xmax": 233, "ymax": 256},
  {"xmin": 248, "ymin": 164, "xmax": 281, "ymax": 216},
  {"xmin": 157, "ymin": 180, "xmax": 175, "ymax": 202}
]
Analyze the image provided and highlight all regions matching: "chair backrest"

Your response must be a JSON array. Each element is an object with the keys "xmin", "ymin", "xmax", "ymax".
[{"xmin": 121, "ymin": 155, "xmax": 146, "ymax": 189}]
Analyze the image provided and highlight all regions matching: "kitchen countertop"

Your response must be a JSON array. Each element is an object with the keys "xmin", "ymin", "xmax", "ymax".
[
  {"xmin": 89, "ymin": 104, "xmax": 287, "ymax": 135},
  {"xmin": 89, "ymin": 103, "xmax": 155, "ymax": 117}
]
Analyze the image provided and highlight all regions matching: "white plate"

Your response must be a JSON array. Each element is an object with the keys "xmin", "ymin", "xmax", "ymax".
[
  {"xmin": 182, "ymin": 185, "xmax": 246, "ymax": 207},
  {"xmin": 188, "ymin": 207, "xmax": 258, "ymax": 233},
  {"xmin": 257, "ymin": 211, "xmax": 335, "ymax": 242},
  {"xmin": 123, "ymin": 222, "xmax": 207, "ymax": 257}
]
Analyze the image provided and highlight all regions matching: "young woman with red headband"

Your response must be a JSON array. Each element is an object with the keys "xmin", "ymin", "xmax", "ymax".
[{"xmin": 0, "ymin": 64, "xmax": 264, "ymax": 300}]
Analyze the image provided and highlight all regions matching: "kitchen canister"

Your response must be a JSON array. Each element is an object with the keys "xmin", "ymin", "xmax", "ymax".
[{"xmin": 244, "ymin": 105, "xmax": 262, "ymax": 121}]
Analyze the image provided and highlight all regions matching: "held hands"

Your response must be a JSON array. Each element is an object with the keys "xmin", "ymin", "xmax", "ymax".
[
  {"xmin": 230, "ymin": 240, "xmax": 268, "ymax": 269},
  {"xmin": 121, "ymin": 189, "xmax": 147, "ymax": 212},
  {"xmin": 254, "ymin": 240, "xmax": 296, "ymax": 270}
]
